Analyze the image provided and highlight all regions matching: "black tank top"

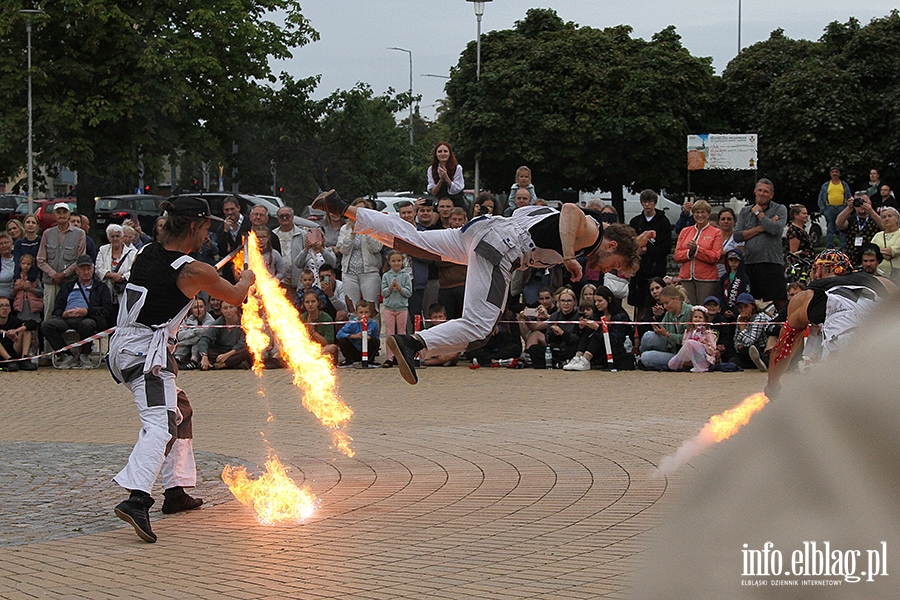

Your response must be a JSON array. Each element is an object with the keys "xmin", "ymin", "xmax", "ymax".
[
  {"xmin": 129, "ymin": 243, "xmax": 192, "ymax": 327},
  {"xmin": 527, "ymin": 209, "xmax": 602, "ymax": 257},
  {"xmin": 806, "ymin": 272, "xmax": 886, "ymax": 325}
]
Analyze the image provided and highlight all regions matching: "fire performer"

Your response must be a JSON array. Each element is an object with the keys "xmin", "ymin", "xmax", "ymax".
[
  {"xmin": 765, "ymin": 249, "xmax": 894, "ymax": 397},
  {"xmin": 312, "ymin": 189, "xmax": 651, "ymax": 384},
  {"xmin": 108, "ymin": 197, "xmax": 255, "ymax": 543}
]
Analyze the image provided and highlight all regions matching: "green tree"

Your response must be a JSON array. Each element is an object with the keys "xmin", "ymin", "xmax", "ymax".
[
  {"xmin": 0, "ymin": 0, "xmax": 316, "ymax": 220},
  {"xmin": 442, "ymin": 8, "xmax": 717, "ymax": 213}
]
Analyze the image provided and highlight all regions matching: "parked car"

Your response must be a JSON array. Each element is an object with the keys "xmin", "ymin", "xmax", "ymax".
[
  {"xmin": 94, "ymin": 194, "xmax": 166, "ymax": 240},
  {"xmin": 170, "ymin": 193, "xmax": 319, "ymax": 231},
  {"xmin": 15, "ymin": 198, "xmax": 78, "ymax": 230},
  {"xmin": 0, "ymin": 194, "xmax": 25, "ymax": 225}
]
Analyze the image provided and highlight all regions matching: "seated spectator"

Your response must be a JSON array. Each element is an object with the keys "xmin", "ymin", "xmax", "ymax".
[
  {"xmin": 0, "ymin": 296, "xmax": 38, "ymax": 371},
  {"xmin": 720, "ymin": 248, "xmax": 750, "ymax": 322},
  {"xmin": 336, "ymin": 299, "xmax": 380, "ymax": 366},
  {"xmin": 732, "ymin": 293, "xmax": 772, "ymax": 371},
  {"xmin": 564, "ymin": 285, "xmax": 634, "ymax": 371},
  {"xmin": 197, "ymin": 301, "xmax": 251, "ymax": 370},
  {"xmin": 41, "ymin": 254, "xmax": 113, "ymax": 369},
  {"xmin": 174, "ymin": 297, "xmax": 215, "ymax": 369},
  {"xmin": 12, "ymin": 254, "xmax": 43, "ymax": 324},
  {"xmin": 703, "ymin": 295, "xmax": 735, "ymax": 364},
  {"xmin": 299, "ymin": 290, "xmax": 338, "ymax": 364},
  {"xmin": 207, "ymin": 296, "xmax": 222, "ymax": 320},
  {"xmin": 667, "ymin": 305, "xmax": 719, "ymax": 372},
  {"xmin": 466, "ymin": 308, "xmax": 522, "ymax": 367},
  {"xmin": 635, "ymin": 276, "xmax": 666, "ymax": 338},
  {"xmin": 253, "ymin": 226, "xmax": 285, "ymax": 282},
  {"xmin": 528, "ymin": 287, "xmax": 581, "ymax": 369},
  {"xmin": 420, "ymin": 303, "xmax": 460, "ymax": 367},
  {"xmin": 517, "ymin": 286, "xmax": 556, "ymax": 357},
  {"xmin": 317, "ymin": 263, "xmax": 347, "ymax": 322},
  {"xmin": 637, "ymin": 284, "xmax": 692, "ymax": 370},
  {"xmin": 293, "ymin": 268, "xmax": 328, "ymax": 314}
]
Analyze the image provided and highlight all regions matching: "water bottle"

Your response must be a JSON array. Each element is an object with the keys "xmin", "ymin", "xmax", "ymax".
[{"xmin": 545, "ymin": 345, "xmax": 553, "ymax": 370}]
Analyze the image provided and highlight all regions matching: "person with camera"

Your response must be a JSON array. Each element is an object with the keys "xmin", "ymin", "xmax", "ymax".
[
  {"xmin": 817, "ymin": 166, "xmax": 852, "ymax": 249},
  {"xmin": 835, "ymin": 192, "xmax": 883, "ymax": 267}
]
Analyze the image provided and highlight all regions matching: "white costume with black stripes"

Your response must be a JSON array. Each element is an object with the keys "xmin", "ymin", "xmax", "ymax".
[
  {"xmin": 353, "ymin": 206, "xmax": 572, "ymax": 353},
  {"xmin": 110, "ymin": 248, "xmax": 196, "ymax": 494}
]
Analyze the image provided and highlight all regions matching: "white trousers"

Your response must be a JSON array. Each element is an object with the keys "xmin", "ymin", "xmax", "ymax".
[{"xmin": 354, "ymin": 209, "xmax": 527, "ymax": 354}]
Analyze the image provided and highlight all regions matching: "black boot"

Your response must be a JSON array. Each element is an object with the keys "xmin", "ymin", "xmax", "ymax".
[
  {"xmin": 162, "ymin": 486, "xmax": 204, "ymax": 514},
  {"xmin": 387, "ymin": 334, "xmax": 425, "ymax": 385},
  {"xmin": 311, "ymin": 189, "xmax": 349, "ymax": 217},
  {"xmin": 114, "ymin": 490, "xmax": 157, "ymax": 543}
]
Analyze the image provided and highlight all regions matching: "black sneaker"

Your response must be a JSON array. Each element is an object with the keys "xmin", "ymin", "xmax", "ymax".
[
  {"xmin": 387, "ymin": 334, "xmax": 424, "ymax": 385},
  {"xmin": 311, "ymin": 189, "xmax": 349, "ymax": 217},
  {"xmin": 20, "ymin": 359, "xmax": 37, "ymax": 371},
  {"xmin": 4, "ymin": 362, "xmax": 18, "ymax": 372},
  {"xmin": 161, "ymin": 486, "xmax": 204, "ymax": 514},
  {"xmin": 114, "ymin": 493, "xmax": 157, "ymax": 543}
]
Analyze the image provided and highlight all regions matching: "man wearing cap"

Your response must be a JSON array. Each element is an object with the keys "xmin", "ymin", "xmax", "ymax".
[
  {"xmin": 41, "ymin": 254, "xmax": 112, "ymax": 369},
  {"xmin": 36, "ymin": 203, "xmax": 86, "ymax": 324},
  {"xmin": 817, "ymin": 166, "xmax": 851, "ymax": 249},
  {"xmin": 108, "ymin": 196, "xmax": 254, "ymax": 543}
]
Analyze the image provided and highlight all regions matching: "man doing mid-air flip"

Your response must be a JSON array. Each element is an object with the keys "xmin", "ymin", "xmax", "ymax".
[{"xmin": 312, "ymin": 189, "xmax": 652, "ymax": 385}]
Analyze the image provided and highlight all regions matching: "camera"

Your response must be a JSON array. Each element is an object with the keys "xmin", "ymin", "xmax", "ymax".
[{"xmin": 853, "ymin": 191, "xmax": 866, "ymax": 207}]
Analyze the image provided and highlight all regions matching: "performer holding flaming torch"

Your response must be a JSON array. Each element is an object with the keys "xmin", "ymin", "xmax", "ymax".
[
  {"xmin": 108, "ymin": 197, "xmax": 255, "ymax": 543},
  {"xmin": 312, "ymin": 189, "xmax": 652, "ymax": 385}
]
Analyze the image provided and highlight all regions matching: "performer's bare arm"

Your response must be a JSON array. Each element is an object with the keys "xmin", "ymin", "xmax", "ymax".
[
  {"xmin": 765, "ymin": 289, "xmax": 812, "ymax": 398},
  {"xmin": 559, "ymin": 203, "xmax": 597, "ymax": 282},
  {"xmin": 177, "ymin": 261, "xmax": 255, "ymax": 306}
]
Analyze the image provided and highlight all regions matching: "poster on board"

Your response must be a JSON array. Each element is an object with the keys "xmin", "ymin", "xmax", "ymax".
[{"xmin": 687, "ymin": 134, "xmax": 758, "ymax": 171}]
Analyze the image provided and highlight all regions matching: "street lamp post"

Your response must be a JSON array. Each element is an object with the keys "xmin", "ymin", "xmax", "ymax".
[
  {"xmin": 19, "ymin": 9, "xmax": 43, "ymax": 216},
  {"xmin": 737, "ymin": 0, "xmax": 742, "ymax": 54},
  {"xmin": 466, "ymin": 0, "xmax": 491, "ymax": 196},
  {"xmin": 388, "ymin": 47, "xmax": 414, "ymax": 146}
]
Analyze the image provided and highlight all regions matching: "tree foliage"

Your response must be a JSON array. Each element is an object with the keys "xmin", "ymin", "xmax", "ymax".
[{"xmin": 442, "ymin": 8, "xmax": 718, "ymax": 204}]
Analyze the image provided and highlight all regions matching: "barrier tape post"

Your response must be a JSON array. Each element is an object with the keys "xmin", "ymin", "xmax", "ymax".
[
  {"xmin": 601, "ymin": 317, "xmax": 617, "ymax": 372},
  {"xmin": 414, "ymin": 314, "xmax": 426, "ymax": 369},
  {"xmin": 359, "ymin": 315, "xmax": 368, "ymax": 368}
]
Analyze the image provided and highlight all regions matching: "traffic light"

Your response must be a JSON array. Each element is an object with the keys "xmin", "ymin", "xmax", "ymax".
[
  {"xmin": 144, "ymin": 185, "xmax": 151, "ymax": 193},
  {"xmin": 278, "ymin": 186, "xmax": 284, "ymax": 196}
]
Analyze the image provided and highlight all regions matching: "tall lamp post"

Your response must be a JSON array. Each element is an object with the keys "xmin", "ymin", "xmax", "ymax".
[
  {"xmin": 19, "ymin": 9, "xmax": 43, "ymax": 216},
  {"xmin": 466, "ymin": 0, "xmax": 491, "ymax": 196},
  {"xmin": 388, "ymin": 47, "xmax": 414, "ymax": 146},
  {"xmin": 737, "ymin": 0, "xmax": 742, "ymax": 54}
]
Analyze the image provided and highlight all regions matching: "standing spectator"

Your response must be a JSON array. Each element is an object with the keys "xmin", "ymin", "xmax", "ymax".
[
  {"xmin": 627, "ymin": 190, "xmax": 672, "ymax": 316},
  {"xmin": 817, "ymin": 166, "xmax": 851, "ymax": 248},
  {"xmin": 877, "ymin": 183, "xmax": 898, "ymax": 212},
  {"xmin": 437, "ymin": 208, "xmax": 467, "ymax": 319},
  {"xmin": 427, "ymin": 142, "xmax": 466, "ymax": 211},
  {"xmin": 248, "ymin": 205, "xmax": 280, "ymax": 252},
  {"xmin": 435, "ymin": 197, "xmax": 454, "ymax": 229},
  {"xmin": 216, "ymin": 196, "xmax": 250, "ymax": 283},
  {"xmin": 408, "ymin": 198, "xmax": 439, "ymax": 327},
  {"xmin": 95, "ymin": 224, "xmax": 136, "ymax": 307},
  {"xmin": 70, "ymin": 213, "xmax": 97, "ymax": 261},
  {"xmin": 320, "ymin": 210, "xmax": 345, "ymax": 277},
  {"xmin": 871, "ymin": 206, "xmax": 900, "ymax": 281},
  {"xmin": 197, "ymin": 301, "xmax": 251, "ymax": 370},
  {"xmin": 13, "ymin": 214, "xmax": 41, "ymax": 280},
  {"xmin": 252, "ymin": 227, "xmax": 285, "ymax": 282},
  {"xmin": 504, "ymin": 187, "xmax": 534, "ymax": 217},
  {"xmin": 732, "ymin": 293, "xmax": 772, "ymax": 371},
  {"xmin": 784, "ymin": 204, "xmax": 814, "ymax": 260},
  {"xmin": 836, "ymin": 193, "xmax": 883, "ymax": 267},
  {"xmin": 715, "ymin": 208, "xmax": 741, "ymax": 278},
  {"xmin": 273, "ymin": 206, "xmax": 307, "ymax": 295},
  {"xmin": 865, "ymin": 168, "xmax": 883, "ymax": 209},
  {"xmin": 673, "ymin": 200, "xmax": 722, "ymax": 305},
  {"xmin": 41, "ymin": 255, "xmax": 113, "ymax": 369},
  {"xmin": 381, "ymin": 251, "xmax": 412, "ymax": 367},
  {"xmin": 337, "ymin": 198, "xmax": 383, "ymax": 315},
  {"xmin": 674, "ymin": 195, "xmax": 695, "ymax": 235},
  {"xmin": 506, "ymin": 166, "xmax": 537, "ymax": 215},
  {"xmin": 336, "ymin": 299, "xmax": 380, "ymax": 366},
  {"xmin": 296, "ymin": 226, "xmax": 335, "ymax": 286},
  {"xmin": 36, "ymin": 203, "xmax": 86, "ymax": 323},
  {"xmin": 0, "ymin": 233, "xmax": 14, "ymax": 300},
  {"xmin": 174, "ymin": 297, "xmax": 214, "ymax": 369},
  {"xmin": 733, "ymin": 178, "xmax": 789, "ymax": 310},
  {"xmin": 6, "ymin": 219, "xmax": 24, "ymax": 242},
  {"xmin": 637, "ymin": 284, "xmax": 692, "ymax": 370}
]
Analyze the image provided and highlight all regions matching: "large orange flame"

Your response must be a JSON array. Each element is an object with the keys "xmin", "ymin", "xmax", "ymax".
[
  {"xmin": 221, "ymin": 452, "xmax": 317, "ymax": 525},
  {"xmin": 241, "ymin": 290, "xmax": 270, "ymax": 375},
  {"xmin": 242, "ymin": 232, "xmax": 355, "ymax": 457},
  {"xmin": 655, "ymin": 393, "xmax": 770, "ymax": 478}
]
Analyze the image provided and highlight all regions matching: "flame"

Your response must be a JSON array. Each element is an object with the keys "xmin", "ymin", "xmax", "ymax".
[
  {"xmin": 654, "ymin": 393, "xmax": 770, "ymax": 478},
  {"xmin": 241, "ymin": 290, "xmax": 270, "ymax": 374},
  {"xmin": 221, "ymin": 452, "xmax": 317, "ymax": 525},
  {"xmin": 242, "ymin": 232, "xmax": 355, "ymax": 456}
]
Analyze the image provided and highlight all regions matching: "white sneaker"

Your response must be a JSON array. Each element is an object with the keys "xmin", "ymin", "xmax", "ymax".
[
  {"xmin": 749, "ymin": 346, "xmax": 768, "ymax": 372},
  {"xmin": 78, "ymin": 354, "xmax": 94, "ymax": 369},
  {"xmin": 563, "ymin": 356, "xmax": 591, "ymax": 371},
  {"xmin": 56, "ymin": 354, "xmax": 79, "ymax": 369}
]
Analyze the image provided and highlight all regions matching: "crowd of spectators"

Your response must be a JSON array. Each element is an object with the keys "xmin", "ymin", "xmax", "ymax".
[{"xmin": 2, "ymin": 161, "xmax": 895, "ymax": 375}]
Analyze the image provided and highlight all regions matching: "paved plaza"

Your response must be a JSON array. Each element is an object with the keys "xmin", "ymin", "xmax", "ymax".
[{"xmin": 0, "ymin": 366, "xmax": 764, "ymax": 599}]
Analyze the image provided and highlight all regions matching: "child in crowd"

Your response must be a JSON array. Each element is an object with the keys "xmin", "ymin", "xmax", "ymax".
[
  {"xmin": 703, "ymin": 295, "xmax": 735, "ymax": 364},
  {"xmin": 293, "ymin": 268, "xmax": 328, "ymax": 314},
  {"xmin": 507, "ymin": 166, "xmax": 537, "ymax": 215},
  {"xmin": 564, "ymin": 285, "xmax": 634, "ymax": 371},
  {"xmin": 637, "ymin": 284, "xmax": 693, "ymax": 370},
  {"xmin": 421, "ymin": 303, "xmax": 460, "ymax": 366},
  {"xmin": 336, "ymin": 299, "xmax": 380, "ymax": 366},
  {"xmin": 578, "ymin": 283, "xmax": 596, "ymax": 314},
  {"xmin": 253, "ymin": 227, "xmax": 285, "ymax": 283},
  {"xmin": 667, "ymin": 306, "xmax": 719, "ymax": 372},
  {"xmin": 381, "ymin": 251, "xmax": 412, "ymax": 368},
  {"xmin": 12, "ymin": 254, "xmax": 43, "ymax": 324},
  {"xmin": 300, "ymin": 290, "xmax": 338, "ymax": 364},
  {"xmin": 733, "ymin": 293, "xmax": 772, "ymax": 371},
  {"xmin": 175, "ymin": 297, "xmax": 215, "ymax": 369},
  {"xmin": 720, "ymin": 248, "xmax": 751, "ymax": 321}
]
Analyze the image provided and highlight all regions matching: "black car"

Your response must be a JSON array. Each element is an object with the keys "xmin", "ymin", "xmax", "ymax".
[
  {"xmin": 94, "ymin": 194, "xmax": 166, "ymax": 240},
  {"xmin": 0, "ymin": 194, "xmax": 25, "ymax": 226}
]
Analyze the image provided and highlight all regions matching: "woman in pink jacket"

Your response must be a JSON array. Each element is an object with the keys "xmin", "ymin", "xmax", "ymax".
[{"xmin": 673, "ymin": 200, "xmax": 722, "ymax": 305}]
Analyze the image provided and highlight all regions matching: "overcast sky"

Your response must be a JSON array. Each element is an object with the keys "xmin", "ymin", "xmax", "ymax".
[{"xmin": 273, "ymin": 1, "xmax": 897, "ymax": 120}]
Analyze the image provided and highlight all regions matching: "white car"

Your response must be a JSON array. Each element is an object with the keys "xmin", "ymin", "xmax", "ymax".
[{"xmin": 581, "ymin": 188, "xmax": 682, "ymax": 227}]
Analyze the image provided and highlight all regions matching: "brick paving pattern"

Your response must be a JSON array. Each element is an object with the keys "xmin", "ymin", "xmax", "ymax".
[{"xmin": 0, "ymin": 366, "xmax": 764, "ymax": 599}]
